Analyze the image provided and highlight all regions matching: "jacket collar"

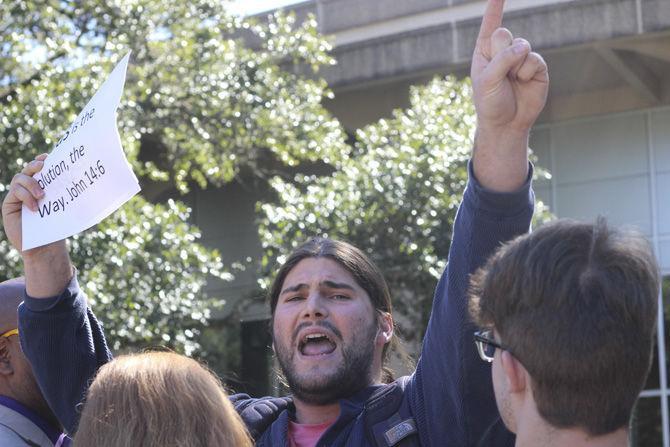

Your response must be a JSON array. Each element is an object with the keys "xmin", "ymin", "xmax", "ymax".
[
  {"xmin": 0, "ymin": 395, "xmax": 62, "ymax": 444},
  {"xmin": 275, "ymin": 384, "xmax": 386, "ymax": 445}
]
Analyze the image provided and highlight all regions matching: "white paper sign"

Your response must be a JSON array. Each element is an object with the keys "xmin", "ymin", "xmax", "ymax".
[{"xmin": 22, "ymin": 52, "xmax": 140, "ymax": 250}]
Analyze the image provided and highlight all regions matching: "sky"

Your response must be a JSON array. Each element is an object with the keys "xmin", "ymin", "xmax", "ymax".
[{"xmin": 227, "ymin": 0, "xmax": 307, "ymax": 16}]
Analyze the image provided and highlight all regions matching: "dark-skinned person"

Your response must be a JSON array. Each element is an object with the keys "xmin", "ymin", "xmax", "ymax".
[{"xmin": 0, "ymin": 278, "xmax": 65, "ymax": 446}]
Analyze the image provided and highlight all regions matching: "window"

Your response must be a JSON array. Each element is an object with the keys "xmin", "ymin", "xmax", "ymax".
[{"xmin": 632, "ymin": 277, "xmax": 670, "ymax": 446}]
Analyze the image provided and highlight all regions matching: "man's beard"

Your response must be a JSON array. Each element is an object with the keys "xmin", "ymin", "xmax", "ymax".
[{"xmin": 274, "ymin": 320, "xmax": 378, "ymax": 405}]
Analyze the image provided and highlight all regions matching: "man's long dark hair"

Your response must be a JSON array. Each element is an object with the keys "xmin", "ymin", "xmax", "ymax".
[{"xmin": 269, "ymin": 237, "xmax": 400, "ymax": 382}]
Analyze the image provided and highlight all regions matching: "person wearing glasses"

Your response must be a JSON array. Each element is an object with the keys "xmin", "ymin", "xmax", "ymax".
[
  {"xmin": 469, "ymin": 218, "xmax": 659, "ymax": 447},
  {"xmin": 0, "ymin": 278, "xmax": 66, "ymax": 447}
]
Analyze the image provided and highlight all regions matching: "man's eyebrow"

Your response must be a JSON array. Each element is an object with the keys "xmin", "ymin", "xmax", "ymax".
[
  {"xmin": 280, "ymin": 284, "xmax": 307, "ymax": 296},
  {"xmin": 321, "ymin": 281, "xmax": 355, "ymax": 291}
]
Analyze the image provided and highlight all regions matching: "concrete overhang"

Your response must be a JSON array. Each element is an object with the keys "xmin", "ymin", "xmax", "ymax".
[{"xmin": 265, "ymin": 0, "xmax": 670, "ymax": 127}]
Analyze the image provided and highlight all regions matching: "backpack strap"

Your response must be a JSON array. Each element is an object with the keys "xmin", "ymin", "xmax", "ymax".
[{"xmin": 364, "ymin": 378, "xmax": 420, "ymax": 447}]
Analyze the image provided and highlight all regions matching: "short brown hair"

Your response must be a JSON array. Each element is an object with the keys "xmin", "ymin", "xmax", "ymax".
[
  {"xmin": 469, "ymin": 217, "xmax": 659, "ymax": 436},
  {"xmin": 269, "ymin": 237, "xmax": 399, "ymax": 381},
  {"xmin": 74, "ymin": 351, "xmax": 252, "ymax": 447}
]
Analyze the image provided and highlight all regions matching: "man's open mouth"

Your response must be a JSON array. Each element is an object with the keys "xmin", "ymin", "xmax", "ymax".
[{"xmin": 299, "ymin": 332, "xmax": 337, "ymax": 356}]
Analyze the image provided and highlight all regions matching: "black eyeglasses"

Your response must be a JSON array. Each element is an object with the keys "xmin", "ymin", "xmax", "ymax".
[{"xmin": 474, "ymin": 330, "xmax": 505, "ymax": 363}]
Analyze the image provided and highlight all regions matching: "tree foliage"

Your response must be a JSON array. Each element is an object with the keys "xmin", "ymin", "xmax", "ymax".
[
  {"xmin": 0, "ymin": 1, "xmax": 347, "ymax": 355},
  {"xmin": 0, "ymin": 196, "xmax": 228, "ymax": 355},
  {"xmin": 258, "ymin": 77, "xmax": 551, "ymax": 352},
  {"xmin": 1, "ymin": 0, "xmax": 347, "ymax": 192}
]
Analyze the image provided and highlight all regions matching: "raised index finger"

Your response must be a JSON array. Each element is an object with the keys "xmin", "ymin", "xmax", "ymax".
[{"xmin": 477, "ymin": 0, "xmax": 505, "ymax": 44}]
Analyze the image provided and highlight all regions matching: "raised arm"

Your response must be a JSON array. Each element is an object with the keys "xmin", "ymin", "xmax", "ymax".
[
  {"xmin": 471, "ymin": 0, "xmax": 548, "ymax": 191},
  {"xmin": 1, "ymin": 154, "xmax": 112, "ymax": 434},
  {"xmin": 407, "ymin": 0, "xmax": 548, "ymax": 445}
]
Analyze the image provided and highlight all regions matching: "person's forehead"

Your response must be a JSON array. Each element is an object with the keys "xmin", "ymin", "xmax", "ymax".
[{"xmin": 283, "ymin": 257, "xmax": 359, "ymax": 288}]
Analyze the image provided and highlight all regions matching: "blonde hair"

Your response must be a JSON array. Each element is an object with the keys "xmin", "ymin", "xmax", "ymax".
[{"xmin": 73, "ymin": 351, "xmax": 253, "ymax": 447}]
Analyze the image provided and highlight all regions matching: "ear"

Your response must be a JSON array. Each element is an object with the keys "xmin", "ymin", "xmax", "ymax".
[
  {"xmin": 0, "ymin": 338, "xmax": 13, "ymax": 376},
  {"xmin": 500, "ymin": 350, "xmax": 527, "ymax": 394},
  {"xmin": 376, "ymin": 312, "xmax": 394, "ymax": 346}
]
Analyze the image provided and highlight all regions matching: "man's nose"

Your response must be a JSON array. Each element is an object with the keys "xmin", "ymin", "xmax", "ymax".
[{"xmin": 302, "ymin": 293, "xmax": 328, "ymax": 319}]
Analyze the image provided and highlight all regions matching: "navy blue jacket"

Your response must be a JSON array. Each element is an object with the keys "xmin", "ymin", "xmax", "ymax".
[{"xmin": 18, "ymin": 163, "xmax": 534, "ymax": 446}]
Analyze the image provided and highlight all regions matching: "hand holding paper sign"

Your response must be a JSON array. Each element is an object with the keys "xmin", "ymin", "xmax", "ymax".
[
  {"xmin": 1, "ymin": 53, "xmax": 138, "ymax": 296},
  {"xmin": 2, "ymin": 154, "xmax": 48, "ymax": 251},
  {"xmin": 1, "ymin": 153, "xmax": 74, "ymax": 297},
  {"xmin": 2, "ymin": 52, "xmax": 139, "ymax": 252}
]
